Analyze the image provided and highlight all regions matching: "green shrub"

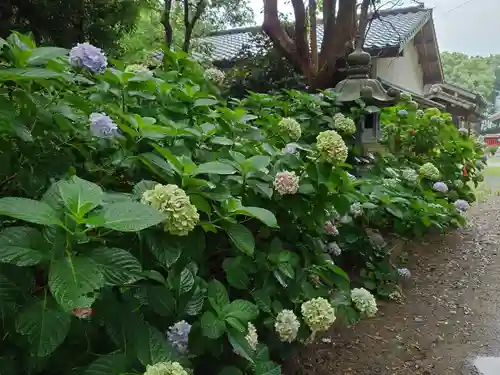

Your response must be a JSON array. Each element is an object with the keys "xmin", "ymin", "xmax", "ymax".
[
  {"xmin": 0, "ymin": 34, "xmax": 482, "ymax": 375},
  {"xmin": 487, "ymin": 145, "xmax": 498, "ymax": 156}
]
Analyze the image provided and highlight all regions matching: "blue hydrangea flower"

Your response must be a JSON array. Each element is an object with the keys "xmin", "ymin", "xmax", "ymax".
[
  {"xmin": 397, "ymin": 268, "xmax": 411, "ymax": 280},
  {"xmin": 454, "ymin": 199, "xmax": 469, "ymax": 212},
  {"xmin": 166, "ymin": 320, "xmax": 191, "ymax": 354},
  {"xmin": 283, "ymin": 143, "xmax": 298, "ymax": 154},
  {"xmin": 432, "ymin": 181, "xmax": 448, "ymax": 193},
  {"xmin": 397, "ymin": 109, "xmax": 408, "ymax": 117},
  {"xmin": 69, "ymin": 43, "xmax": 107, "ymax": 74},
  {"xmin": 89, "ymin": 113, "xmax": 118, "ymax": 138},
  {"xmin": 482, "ymin": 155, "xmax": 488, "ymax": 163}
]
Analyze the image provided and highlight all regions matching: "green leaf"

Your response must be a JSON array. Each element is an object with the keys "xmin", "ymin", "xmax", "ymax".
[
  {"xmin": 223, "ymin": 258, "xmax": 249, "ymax": 290},
  {"xmin": 242, "ymin": 155, "xmax": 271, "ymax": 171},
  {"xmin": 146, "ymin": 286, "xmax": 176, "ymax": 317},
  {"xmin": 201, "ymin": 311, "xmax": 226, "ymax": 339},
  {"xmin": 0, "ymin": 68, "xmax": 71, "ymax": 81},
  {"xmin": 193, "ymin": 161, "xmax": 237, "ymax": 176},
  {"xmin": 57, "ymin": 176, "xmax": 103, "ymax": 217},
  {"xmin": 233, "ymin": 207, "xmax": 278, "ymax": 228},
  {"xmin": 255, "ymin": 362, "xmax": 281, "ymax": 375},
  {"xmin": 135, "ymin": 325, "xmax": 177, "ymax": 366},
  {"xmin": 27, "ymin": 47, "xmax": 68, "ymax": 66},
  {"xmin": 207, "ymin": 279, "xmax": 229, "ymax": 311},
  {"xmin": 49, "ymin": 256, "xmax": 104, "ymax": 311},
  {"xmin": 386, "ymin": 205, "xmax": 404, "ymax": 219},
  {"xmin": 152, "ymin": 144, "xmax": 183, "ymax": 175},
  {"xmin": 218, "ymin": 367, "xmax": 244, "ymax": 375},
  {"xmin": 224, "ymin": 223, "xmax": 255, "ymax": 255},
  {"xmin": 0, "ymin": 197, "xmax": 62, "ymax": 226},
  {"xmin": 93, "ymin": 201, "xmax": 166, "ymax": 232},
  {"xmin": 184, "ymin": 286, "xmax": 205, "ymax": 316},
  {"xmin": 193, "ymin": 98, "xmax": 219, "ymax": 107},
  {"xmin": 0, "ymin": 227, "xmax": 46, "ymax": 266},
  {"xmin": 223, "ymin": 300, "xmax": 259, "ymax": 322},
  {"xmin": 211, "ymin": 136, "xmax": 234, "ymax": 145},
  {"xmin": 228, "ymin": 329, "xmax": 254, "ymax": 363},
  {"xmin": 84, "ymin": 352, "xmax": 128, "ymax": 375},
  {"xmin": 133, "ymin": 180, "xmax": 158, "ymax": 199},
  {"xmin": 177, "ymin": 268, "xmax": 194, "ymax": 295},
  {"xmin": 16, "ymin": 297, "xmax": 71, "ymax": 357},
  {"xmin": 88, "ymin": 248, "xmax": 142, "ymax": 285}
]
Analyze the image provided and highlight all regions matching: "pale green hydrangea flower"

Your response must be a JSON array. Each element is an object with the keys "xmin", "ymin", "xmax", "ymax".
[
  {"xmin": 275, "ymin": 309, "xmax": 300, "ymax": 343},
  {"xmin": 301, "ymin": 297, "xmax": 336, "ymax": 333},
  {"xmin": 382, "ymin": 178, "xmax": 399, "ymax": 188},
  {"xmin": 454, "ymin": 180, "xmax": 464, "ymax": 189},
  {"xmin": 331, "ymin": 113, "xmax": 356, "ymax": 135},
  {"xmin": 316, "ymin": 130, "xmax": 348, "ymax": 164},
  {"xmin": 125, "ymin": 64, "xmax": 151, "ymax": 75},
  {"xmin": 278, "ymin": 117, "xmax": 302, "ymax": 140},
  {"xmin": 351, "ymin": 287, "xmax": 378, "ymax": 317},
  {"xmin": 402, "ymin": 168, "xmax": 418, "ymax": 183},
  {"xmin": 205, "ymin": 67, "xmax": 225, "ymax": 84},
  {"xmin": 144, "ymin": 361, "xmax": 189, "ymax": 375},
  {"xmin": 245, "ymin": 322, "xmax": 258, "ymax": 351},
  {"xmin": 419, "ymin": 162, "xmax": 440, "ymax": 181},
  {"xmin": 141, "ymin": 184, "xmax": 199, "ymax": 236}
]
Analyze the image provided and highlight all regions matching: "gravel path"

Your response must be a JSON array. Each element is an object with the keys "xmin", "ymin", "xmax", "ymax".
[{"xmin": 286, "ymin": 197, "xmax": 500, "ymax": 375}]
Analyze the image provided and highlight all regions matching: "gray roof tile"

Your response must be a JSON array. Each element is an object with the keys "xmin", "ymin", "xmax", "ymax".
[{"xmin": 197, "ymin": 7, "xmax": 432, "ymax": 61}]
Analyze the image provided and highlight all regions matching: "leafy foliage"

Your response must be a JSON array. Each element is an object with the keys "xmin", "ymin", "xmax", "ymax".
[{"xmin": 0, "ymin": 33, "xmax": 484, "ymax": 375}]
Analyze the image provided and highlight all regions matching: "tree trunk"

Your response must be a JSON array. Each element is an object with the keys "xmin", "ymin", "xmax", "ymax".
[
  {"xmin": 182, "ymin": 0, "xmax": 206, "ymax": 52},
  {"xmin": 309, "ymin": 0, "xmax": 318, "ymax": 74},
  {"xmin": 163, "ymin": 0, "xmax": 173, "ymax": 48}
]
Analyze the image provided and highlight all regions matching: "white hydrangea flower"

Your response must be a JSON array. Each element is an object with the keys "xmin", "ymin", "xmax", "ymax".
[
  {"xmin": 402, "ymin": 168, "xmax": 418, "ymax": 183},
  {"xmin": 316, "ymin": 130, "xmax": 348, "ymax": 164},
  {"xmin": 274, "ymin": 309, "xmax": 300, "ymax": 343},
  {"xmin": 274, "ymin": 171, "xmax": 300, "ymax": 195},
  {"xmin": 125, "ymin": 64, "xmax": 152, "ymax": 76},
  {"xmin": 419, "ymin": 162, "xmax": 440, "ymax": 181},
  {"xmin": 327, "ymin": 242, "xmax": 342, "ymax": 256},
  {"xmin": 245, "ymin": 323, "xmax": 258, "ymax": 351},
  {"xmin": 205, "ymin": 67, "xmax": 225, "ymax": 84},
  {"xmin": 350, "ymin": 202, "xmax": 363, "ymax": 218},
  {"xmin": 382, "ymin": 178, "xmax": 399, "ymax": 188},
  {"xmin": 351, "ymin": 288, "xmax": 378, "ymax": 317},
  {"xmin": 141, "ymin": 184, "xmax": 199, "ymax": 236},
  {"xmin": 301, "ymin": 297, "xmax": 336, "ymax": 333},
  {"xmin": 278, "ymin": 117, "xmax": 302, "ymax": 140},
  {"xmin": 331, "ymin": 113, "xmax": 356, "ymax": 135},
  {"xmin": 454, "ymin": 199, "xmax": 470, "ymax": 212},
  {"xmin": 144, "ymin": 361, "xmax": 189, "ymax": 375}
]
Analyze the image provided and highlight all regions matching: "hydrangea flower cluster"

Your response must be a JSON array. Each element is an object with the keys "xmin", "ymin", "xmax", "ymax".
[
  {"xmin": 397, "ymin": 268, "xmax": 411, "ymax": 280},
  {"xmin": 301, "ymin": 297, "xmax": 336, "ymax": 333},
  {"xmin": 351, "ymin": 288, "xmax": 378, "ymax": 317},
  {"xmin": 408, "ymin": 100, "xmax": 419, "ymax": 110},
  {"xmin": 416, "ymin": 109, "xmax": 424, "ymax": 118},
  {"xmin": 419, "ymin": 163, "xmax": 440, "ymax": 181},
  {"xmin": 397, "ymin": 109, "xmax": 408, "ymax": 117},
  {"xmin": 324, "ymin": 220, "xmax": 339, "ymax": 236},
  {"xmin": 245, "ymin": 323, "xmax": 258, "ymax": 351},
  {"xmin": 430, "ymin": 115, "xmax": 441, "ymax": 124},
  {"xmin": 331, "ymin": 113, "xmax": 356, "ymax": 135},
  {"xmin": 458, "ymin": 127, "xmax": 468, "ymax": 136},
  {"xmin": 69, "ymin": 43, "xmax": 107, "ymax": 74},
  {"xmin": 89, "ymin": 113, "xmax": 119, "ymax": 138},
  {"xmin": 278, "ymin": 117, "xmax": 302, "ymax": 140},
  {"xmin": 283, "ymin": 143, "xmax": 298, "ymax": 154},
  {"xmin": 402, "ymin": 168, "xmax": 418, "ymax": 183},
  {"xmin": 166, "ymin": 320, "xmax": 191, "ymax": 354},
  {"xmin": 476, "ymin": 161, "xmax": 485, "ymax": 170},
  {"xmin": 350, "ymin": 202, "xmax": 363, "ymax": 218},
  {"xmin": 383, "ymin": 178, "xmax": 399, "ymax": 188},
  {"xmin": 274, "ymin": 171, "xmax": 300, "ymax": 195},
  {"xmin": 144, "ymin": 361, "xmax": 189, "ymax": 375},
  {"xmin": 125, "ymin": 64, "xmax": 151, "ymax": 75},
  {"xmin": 454, "ymin": 180, "xmax": 464, "ymax": 189},
  {"xmin": 400, "ymin": 92, "xmax": 412, "ymax": 101},
  {"xmin": 327, "ymin": 242, "xmax": 342, "ymax": 256},
  {"xmin": 316, "ymin": 130, "xmax": 348, "ymax": 164},
  {"xmin": 432, "ymin": 181, "xmax": 448, "ymax": 193},
  {"xmin": 274, "ymin": 309, "xmax": 300, "ymax": 343},
  {"xmin": 141, "ymin": 184, "xmax": 199, "ymax": 236},
  {"xmin": 454, "ymin": 199, "xmax": 470, "ymax": 212},
  {"xmin": 205, "ymin": 67, "xmax": 225, "ymax": 84}
]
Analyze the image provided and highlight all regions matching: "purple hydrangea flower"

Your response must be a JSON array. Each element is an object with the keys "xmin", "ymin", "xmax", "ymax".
[
  {"xmin": 89, "ymin": 113, "xmax": 118, "ymax": 138},
  {"xmin": 283, "ymin": 143, "xmax": 298, "ymax": 154},
  {"xmin": 432, "ymin": 181, "xmax": 448, "ymax": 193},
  {"xmin": 166, "ymin": 320, "xmax": 191, "ymax": 354},
  {"xmin": 482, "ymin": 155, "xmax": 488, "ymax": 163},
  {"xmin": 454, "ymin": 199, "xmax": 470, "ymax": 212},
  {"xmin": 397, "ymin": 268, "xmax": 411, "ymax": 280},
  {"xmin": 69, "ymin": 43, "xmax": 107, "ymax": 74},
  {"xmin": 398, "ymin": 109, "xmax": 408, "ymax": 117}
]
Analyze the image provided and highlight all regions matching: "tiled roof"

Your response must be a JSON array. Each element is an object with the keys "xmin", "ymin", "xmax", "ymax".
[{"xmin": 196, "ymin": 6, "xmax": 432, "ymax": 62}]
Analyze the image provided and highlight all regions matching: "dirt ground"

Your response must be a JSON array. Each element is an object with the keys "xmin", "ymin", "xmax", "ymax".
[{"xmin": 286, "ymin": 197, "xmax": 500, "ymax": 375}]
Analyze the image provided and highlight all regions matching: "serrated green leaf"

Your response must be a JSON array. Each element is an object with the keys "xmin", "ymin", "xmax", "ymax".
[
  {"xmin": 133, "ymin": 180, "xmax": 158, "ymax": 199},
  {"xmin": 233, "ymin": 207, "xmax": 278, "ymax": 228},
  {"xmin": 193, "ymin": 161, "xmax": 237, "ymax": 176},
  {"xmin": 228, "ymin": 329, "xmax": 254, "ymax": 363},
  {"xmin": 48, "ymin": 256, "xmax": 104, "ymax": 311},
  {"xmin": 93, "ymin": 201, "xmax": 166, "ymax": 232},
  {"xmin": 135, "ymin": 325, "xmax": 177, "ymax": 366},
  {"xmin": 184, "ymin": 286, "xmax": 205, "ymax": 315},
  {"xmin": 0, "ymin": 227, "xmax": 46, "ymax": 266},
  {"xmin": 201, "ymin": 311, "xmax": 226, "ymax": 339},
  {"xmin": 223, "ymin": 258, "xmax": 249, "ymax": 290},
  {"xmin": 88, "ymin": 247, "xmax": 142, "ymax": 285},
  {"xmin": 224, "ymin": 223, "xmax": 255, "ymax": 255},
  {"xmin": 0, "ymin": 197, "xmax": 62, "ymax": 226},
  {"xmin": 193, "ymin": 98, "xmax": 219, "ymax": 107},
  {"xmin": 223, "ymin": 300, "xmax": 259, "ymax": 322},
  {"xmin": 218, "ymin": 367, "xmax": 244, "ymax": 375},
  {"xmin": 146, "ymin": 286, "xmax": 176, "ymax": 317},
  {"xmin": 16, "ymin": 297, "xmax": 71, "ymax": 357},
  {"xmin": 145, "ymin": 232, "xmax": 184, "ymax": 267},
  {"xmin": 57, "ymin": 176, "xmax": 103, "ymax": 217},
  {"xmin": 207, "ymin": 279, "xmax": 229, "ymax": 311},
  {"xmin": 255, "ymin": 362, "xmax": 281, "ymax": 375},
  {"xmin": 178, "ymin": 268, "xmax": 195, "ymax": 294},
  {"xmin": 84, "ymin": 352, "xmax": 128, "ymax": 375}
]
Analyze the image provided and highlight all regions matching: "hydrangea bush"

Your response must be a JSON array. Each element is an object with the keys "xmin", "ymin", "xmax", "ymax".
[{"xmin": 0, "ymin": 34, "xmax": 480, "ymax": 375}]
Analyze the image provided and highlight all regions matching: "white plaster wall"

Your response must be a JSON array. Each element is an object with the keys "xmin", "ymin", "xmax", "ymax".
[{"xmin": 376, "ymin": 41, "xmax": 425, "ymax": 95}]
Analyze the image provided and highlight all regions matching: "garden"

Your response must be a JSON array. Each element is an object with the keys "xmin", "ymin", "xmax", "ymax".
[{"xmin": 0, "ymin": 33, "xmax": 486, "ymax": 375}]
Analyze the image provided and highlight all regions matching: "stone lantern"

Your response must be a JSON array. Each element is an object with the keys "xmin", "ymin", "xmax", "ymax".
[{"xmin": 331, "ymin": 47, "xmax": 399, "ymax": 148}]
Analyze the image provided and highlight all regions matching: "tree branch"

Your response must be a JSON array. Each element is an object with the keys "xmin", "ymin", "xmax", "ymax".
[
  {"xmin": 182, "ymin": 0, "xmax": 206, "ymax": 52},
  {"xmin": 290, "ymin": 0, "xmax": 309, "ymax": 63}
]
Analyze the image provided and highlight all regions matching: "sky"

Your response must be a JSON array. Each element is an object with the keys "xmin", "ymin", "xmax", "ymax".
[{"xmin": 248, "ymin": 0, "xmax": 499, "ymax": 56}]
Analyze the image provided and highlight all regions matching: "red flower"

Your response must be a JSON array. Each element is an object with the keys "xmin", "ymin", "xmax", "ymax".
[
  {"xmin": 408, "ymin": 129, "xmax": 417, "ymax": 135},
  {"xmin": 463, "ymin": 167, "xmax": 468, "ymax": 177},
  {"xmin": 72, "ymin": 308, "xmax": 93, "ymax": 319}
]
